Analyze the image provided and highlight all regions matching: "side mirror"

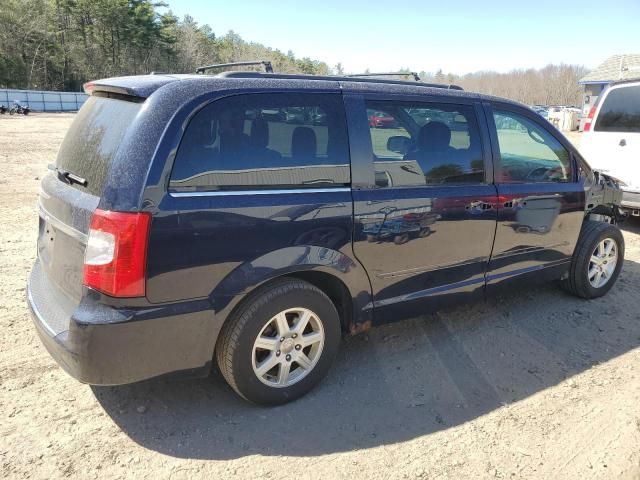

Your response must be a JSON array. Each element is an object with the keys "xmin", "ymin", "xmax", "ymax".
[{"xmin": 386, "ymin": 135, "xmax": 411, "ymax": 154}]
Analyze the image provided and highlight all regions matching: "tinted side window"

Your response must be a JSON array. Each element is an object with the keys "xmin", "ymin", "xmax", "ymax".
[
  {"xmin": 170, "ymin": 94, "xmax": 350, "ymax": 191},
  {"xmin": 493, "ymin": 110, "xmax": 572, "ymax": 183},
  {"xmin": 365, "ymin": 101, "xmax": 484, "ymax": 187},
  {"xmin": 594, "ymin": 85, "xmax": 640, "ymax": 133}
]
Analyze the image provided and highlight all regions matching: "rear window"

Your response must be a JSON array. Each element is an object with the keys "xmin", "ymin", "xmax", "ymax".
[
  {"xmin": 169, "ymin": 93, "xmax": 350, "ymax": 191},
  {"xmin": 594, "ymin": 85, "xmax": 640, "ymax": 133},
  {"xmin": 56, "ymin": 96, "xmax": 142, "ymax": 196}
]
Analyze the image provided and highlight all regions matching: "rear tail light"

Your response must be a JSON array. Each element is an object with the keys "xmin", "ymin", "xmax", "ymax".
[
  {"xmin": 583, "ymin": 105, "xmax": 597, "ymax": 131},
  {"xmin": 83, "ymin": 209, "xmax": 151, "ymax": 297}
]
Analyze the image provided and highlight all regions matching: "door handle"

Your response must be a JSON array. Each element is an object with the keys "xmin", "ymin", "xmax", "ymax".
[
  {"xmin": 619, "ymin": 138, "xmax": 626, "ymax": 147},
  {"xmin": 465, "ymin": 201, "xmax": 493, "ymax": 212}
]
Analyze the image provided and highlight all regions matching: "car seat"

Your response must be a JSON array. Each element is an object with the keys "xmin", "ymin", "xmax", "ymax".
[{"xmin": 291, "ymin": 127, "xmax": 317, "ymax": 164}]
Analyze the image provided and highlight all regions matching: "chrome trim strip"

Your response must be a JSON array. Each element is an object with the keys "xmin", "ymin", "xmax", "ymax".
[
  {"xmin": 38, "ymin": 205, "xmax": 88, "ymax": 243},
  {"xmin": 169, "ymin": 187, "xmax": 351, "ymax": 197}
]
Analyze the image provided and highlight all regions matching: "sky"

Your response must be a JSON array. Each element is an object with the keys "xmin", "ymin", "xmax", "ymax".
[{"xmin": 163, "ymin": 0, "xmax": 640, "ymax": 75}]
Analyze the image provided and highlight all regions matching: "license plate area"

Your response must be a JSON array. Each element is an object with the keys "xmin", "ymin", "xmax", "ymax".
[{"xmin": 37, "ymin": 210, "xmax": 86, "ymax": 301}]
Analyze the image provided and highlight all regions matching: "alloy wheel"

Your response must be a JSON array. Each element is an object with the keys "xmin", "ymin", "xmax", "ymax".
[
  {"xmin": 588, "ymin": 238, "xmax": 618, "ymax": 288},
  {"xmin": 252, "ymin": 307, "xmax": 325, "ymax": 388}
]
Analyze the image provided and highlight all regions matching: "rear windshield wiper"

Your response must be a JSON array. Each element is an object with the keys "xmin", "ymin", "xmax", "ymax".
[{"xmin": 48, "ymin": 164, "xmax": 88, "ymax": 187}]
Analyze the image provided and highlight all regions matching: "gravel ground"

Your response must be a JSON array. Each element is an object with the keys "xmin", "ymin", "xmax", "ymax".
[{"xmin": 1, "ymin": 114, "xmax": 639, "ymax": 479}]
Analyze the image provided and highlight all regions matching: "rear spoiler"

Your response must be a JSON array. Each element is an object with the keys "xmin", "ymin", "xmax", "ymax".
[{"xmin": 83, "ymin": 74, "xmax": 180, "ymax": 99}]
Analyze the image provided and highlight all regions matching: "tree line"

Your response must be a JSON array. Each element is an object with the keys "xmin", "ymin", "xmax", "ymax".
[
  {"xmin": 0, "ymin": 0, "xmax": 587, "ymax": 106},
  {"xmin": 425, "ymin": 64, "xmax": 588, "ymax": 106},
  {"xmin": 0, "ymin": 0, "xmax": 330, "ymax": 91}
]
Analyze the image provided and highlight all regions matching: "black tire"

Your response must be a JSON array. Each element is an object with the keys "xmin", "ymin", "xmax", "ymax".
[
  {"xmin": 419, "ymin": 227, "xmax": 432, "ymax": 238},
  {"xmin": 561, "ymin": 221, "xmax": 624, "ymax": 299},
  {"xmin": 394, "ymin": 233, "xmax": 409, "ymax": 245},
  {"xmin": 215, "ymin": 278, "xmax": 341, "ymax": 405}
]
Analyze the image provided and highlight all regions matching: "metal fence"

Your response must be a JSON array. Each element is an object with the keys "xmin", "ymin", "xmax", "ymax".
[{"xmin": 0, "ymin": 89, "xmax": 88, "ymax": 112}]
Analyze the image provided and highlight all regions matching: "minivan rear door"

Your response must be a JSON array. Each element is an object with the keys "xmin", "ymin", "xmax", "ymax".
[
  {"xmin": 582, "ymin": 83, "xmax": 640, "ymax": 190},
  {"xmin": 37, "ymin": 95, "xmax": 142, "ymax": 304}
]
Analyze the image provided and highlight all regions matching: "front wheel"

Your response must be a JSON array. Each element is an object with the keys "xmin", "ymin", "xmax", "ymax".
[
  {"xmin": 216, "ymin": 278, "xmax": 341, "ymax": 405},
  {"xmin": 394, "ymin": 233, "xmax": 410, "ymax": 245},
  {"xmin": 561, "ymin": 221, "xmax": 624, "ymax": 299}
]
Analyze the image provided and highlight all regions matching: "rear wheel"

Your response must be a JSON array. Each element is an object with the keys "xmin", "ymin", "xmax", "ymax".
[
  {"xmin": 394, "ymin": 233, "xmax": 409, "ymax": 245},
  {"xmin": 216, "ymin": 278, "xmax": 341, "ymax": 405},
  {"xmin": 561, "ymin": 221, "xmax": 624, "ymax": 299}
]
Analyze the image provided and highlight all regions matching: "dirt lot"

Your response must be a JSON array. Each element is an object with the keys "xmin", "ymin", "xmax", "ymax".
[{"xmin": 1, "ymin": 113, "xmax": 639, "ymax": 479}]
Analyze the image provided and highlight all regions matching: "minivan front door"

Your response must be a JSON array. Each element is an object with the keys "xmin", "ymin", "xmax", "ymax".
[
  {"xmin": 347, "ymin": 95, "xmax": 498, "ymax": 324},
  {"xmin": 485, "ymin": 104, "xmax": 585, "ymax": 291}
]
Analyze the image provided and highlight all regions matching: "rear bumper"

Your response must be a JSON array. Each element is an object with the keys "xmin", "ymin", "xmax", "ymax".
[{"xmin": 27, "ymin": 261, "xmax": 224, "ymax": 385}]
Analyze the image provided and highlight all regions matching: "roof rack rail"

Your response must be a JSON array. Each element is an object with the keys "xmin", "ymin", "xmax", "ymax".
[
  {"xmin": 196, "ymin": 60, "xmax": 273, "ymax": 75},
  {"xmin": 347, "ymin": 71, "xmax": 421, "ymax": 82},
  {"xmin": 214, "ymin": 71, "xmax": 464, "ymax": 90}
]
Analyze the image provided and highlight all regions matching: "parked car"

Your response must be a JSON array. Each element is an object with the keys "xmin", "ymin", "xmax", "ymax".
[
  {"xmin": 368, "ymin": 110, "xmax": 397, "ymax": 128},
  {"xmin": 310, "ymin": 107, "xmax": 327, "ymax": 125},
  {"xmin": 28, "ymin": 70, "xmax": 625, "ymax": 406},
  {"xmin": 580, "ymin": 80, "xmax": 640, "ymax": 217},
  {"xmin": 260, "ymin": 107, "xmax": 285, "ymax": 121},
  {"xmin": 285, "ymin": 106, "xmax": 308, "ymax": 124},
  {"xmin": 530, "ymin": 105, "xmax": 549, "ymax": 119}
]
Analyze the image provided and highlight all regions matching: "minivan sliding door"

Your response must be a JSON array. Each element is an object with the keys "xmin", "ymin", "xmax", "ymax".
[{"xmin": 347, "ymin": 94, "xmax": 498, "ymax": 324}]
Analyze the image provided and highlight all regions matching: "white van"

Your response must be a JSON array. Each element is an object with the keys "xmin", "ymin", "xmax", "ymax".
[{"xmin": 581, "ymin": 80, "xmax": 640, "ymax": 216}]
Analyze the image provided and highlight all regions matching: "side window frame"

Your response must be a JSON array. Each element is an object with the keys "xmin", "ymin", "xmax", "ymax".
[
  {"xmin": 167, "ymin": 91, "xmax": 351, "ymax": 193},
  {"xmin": 346, "ymin": 92, "xmax": 493, "ymax": 189},
  {"xmin": 483, "ymin": 102, "xmax": 578, "ymax": 184}
]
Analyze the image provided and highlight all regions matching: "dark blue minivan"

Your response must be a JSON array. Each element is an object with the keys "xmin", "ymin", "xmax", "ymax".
[{"xmin": 28, "ymin": 70, "xmax": 625, "ymax": 404}]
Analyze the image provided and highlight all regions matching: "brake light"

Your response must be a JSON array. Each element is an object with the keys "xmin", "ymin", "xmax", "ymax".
[
  {"xmin": 83, "ymin": 209, "xmax": 151, "ymax": 297},
  {"xmin": 583, "ymin": 105, "xmax": 597, "ymax": 131}
]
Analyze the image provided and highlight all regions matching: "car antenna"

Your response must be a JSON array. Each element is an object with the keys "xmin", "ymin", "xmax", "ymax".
[
  {"xmin": 196, "ymin": 60, "xmax": 274, "ymax": 75},
  {"xmin": 346, "ymin": 71, "xmax": 421, "ymax": 82}
]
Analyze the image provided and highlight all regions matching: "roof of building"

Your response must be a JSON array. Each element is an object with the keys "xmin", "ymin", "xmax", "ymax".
[{"xmin": 579, "ymin": 54, "xmax": 640, "ymax": 84}]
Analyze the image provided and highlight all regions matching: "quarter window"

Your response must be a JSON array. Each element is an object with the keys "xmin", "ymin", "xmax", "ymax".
[
  {"xmin": 365, "ymin": 101, "xmax": 485, "ymax": 187},
  {"xmin": 170, "ymin": 94, "xmax": 350, "ymax": 191},
  {"xmin": 493, "ymin": 110, "xmax": 572, "ymax": 183}
]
